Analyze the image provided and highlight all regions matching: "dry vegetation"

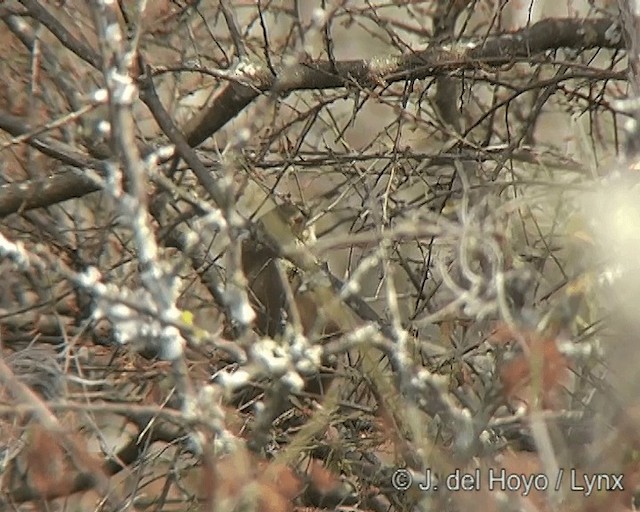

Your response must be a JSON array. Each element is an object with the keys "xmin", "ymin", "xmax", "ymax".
[{"xmin": 1, "ymin": 1, "xmax": 640, "ymax": 511}]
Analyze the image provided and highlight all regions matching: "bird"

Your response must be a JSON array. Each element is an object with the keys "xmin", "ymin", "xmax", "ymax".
[
  {"xmin": 241, "ymin": 202, "xmax": 308, "ymax": 338},
  {"xmin": 241, "ymin": 202, "xmax": 341, "ymax": 396}
]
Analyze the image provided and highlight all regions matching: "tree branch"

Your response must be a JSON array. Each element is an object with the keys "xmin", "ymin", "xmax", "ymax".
[{"xmin": 184, "ymin": 17, "xmax": 623, "ymax": 146}]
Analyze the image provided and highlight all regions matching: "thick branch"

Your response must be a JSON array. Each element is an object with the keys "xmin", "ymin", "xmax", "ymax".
[
  {"xmin": 17, "ymin": 0, "xmax": 102, "ymax": 68},
  {"xmin": 184, "ymin": 17, "xmax": 623, "ymax": 146},
  {"xmin": 0, "ymin": 111, "xmax": 104, "ymax": 217}
]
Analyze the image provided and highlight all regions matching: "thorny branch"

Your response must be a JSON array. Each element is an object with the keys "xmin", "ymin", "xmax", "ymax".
[{"xmin": 0, "ymin": 1, "xmax": 635, "ymax": 511}]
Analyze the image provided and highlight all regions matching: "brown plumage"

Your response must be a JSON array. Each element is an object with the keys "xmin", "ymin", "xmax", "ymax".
[
  {"xmin": 241, "ymin": 203, "xmax": 340, "ymax": 396},
  {"xmin": 241, "ymin": 203, "xmax": 307, "ymax": 337}
]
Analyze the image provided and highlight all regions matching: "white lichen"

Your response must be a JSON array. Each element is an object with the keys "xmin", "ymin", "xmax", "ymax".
[{"xmin": 605, "ymin": 22, "xmax": 622, "ymax": 45}]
